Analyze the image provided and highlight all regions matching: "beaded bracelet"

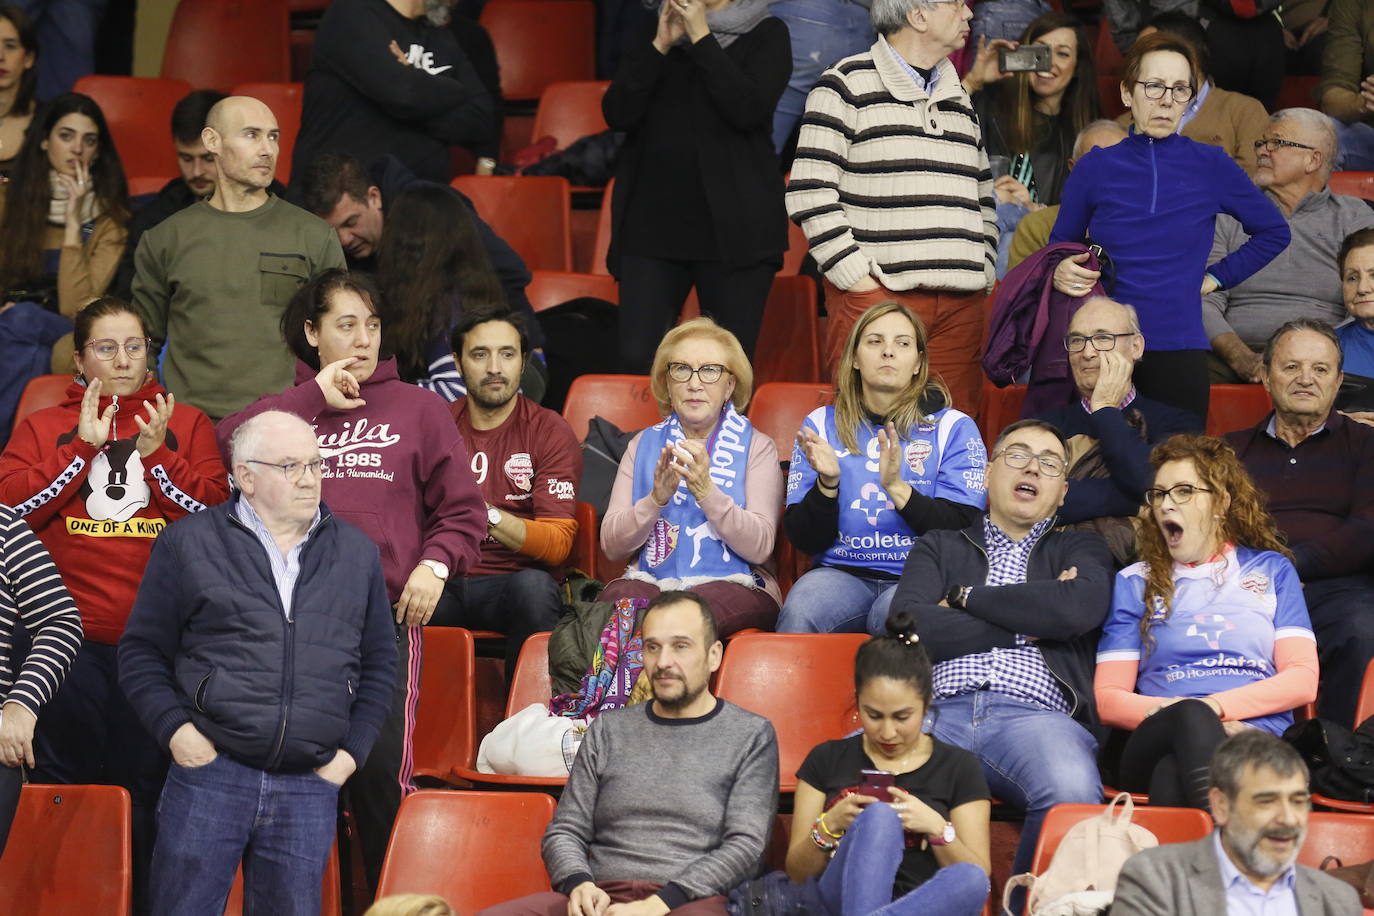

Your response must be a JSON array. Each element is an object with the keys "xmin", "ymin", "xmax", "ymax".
[{"xmin": 809, "ymin": 823, "xmax": 838, "ymax": 853}]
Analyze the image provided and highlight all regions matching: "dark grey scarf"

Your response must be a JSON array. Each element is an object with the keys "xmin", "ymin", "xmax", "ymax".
[{"xmin": 659, "ymin": 0, "xmax": 771, "ymax": 48}]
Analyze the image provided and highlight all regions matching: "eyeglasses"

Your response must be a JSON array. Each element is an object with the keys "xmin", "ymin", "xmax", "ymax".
[
  {"xmin": 992, "ymin": 448, "xmax": 1065, "ymax": 477},
  {"xmin": 1064, "ymin": 332, "xmax": 1137, "ymax": 353},
  {"xmin": 667, "ymin": 362, "xmax": 730, "ymax": 384},
  {"xmin": 84, "ymin": 337, "xmax": 152, "ymax": 360},
  {"xmin": 1137, "ymin": 81, "xmax": 1194, "ymax": 103},
  {"xmin": 1144, "ymin": 483, "xmax": 1213, "ymax": 506},
  {"xmin": 1253, "ymin": 137, "xmax": 1317, "ymax": 153},
  {"xmin": 246, "ymin": 458, "xmax": 328, "ymax": 483}
]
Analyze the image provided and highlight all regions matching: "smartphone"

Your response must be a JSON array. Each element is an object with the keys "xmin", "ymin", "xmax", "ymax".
[
  {"xmin": 859, "ymin": 769, "xmax": 895, "ymax": 798},
  {"xmin": 999, "ymin": 45, "xmax": 1052, "ymax": 74}
]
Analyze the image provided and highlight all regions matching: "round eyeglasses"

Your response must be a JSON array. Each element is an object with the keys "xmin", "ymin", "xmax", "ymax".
[
  {"xmin": 667, "ymin": 362, "xmax": 730, "ymax": 384},
  {"xmin": 246, "ymin": 458, "xmax": 329, "ymax": 483},
  {"xmin": 84, "ymin": 337, "xmax": 152, "ymax": 361}
]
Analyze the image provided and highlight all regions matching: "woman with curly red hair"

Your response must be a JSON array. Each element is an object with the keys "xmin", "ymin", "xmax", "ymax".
[{"xmin": 1094, "ymin": 434, "xmax": 1319, "ymax": 809}]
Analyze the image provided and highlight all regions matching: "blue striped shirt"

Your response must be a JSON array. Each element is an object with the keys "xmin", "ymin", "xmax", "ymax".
[{"xmin": 234, "ymin": 497, "xmax": 321, "ymax": 622}]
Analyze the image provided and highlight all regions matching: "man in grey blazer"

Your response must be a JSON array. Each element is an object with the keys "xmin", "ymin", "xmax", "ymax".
[{"xmin": 1112, "ymin": 731, "xmax": 1358, "ymax": 915}]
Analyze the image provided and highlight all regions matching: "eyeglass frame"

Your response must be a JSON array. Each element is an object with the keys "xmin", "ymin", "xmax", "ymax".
[
  {"xmin": 1063, "ymin": 332, "xmax": 1139, "ymax": 353},
  {"xmin": 667, "ymin": 362, "xmax": 731, "ymax": 384},
  {"xmin": 245, "ymin": 457, "xmax": 329, "ymax": 483},
  {"xmin": 82, "ymin": 337, "xmax": 153, "ymax": 360},
  {"xmin": 1135, "ymin": 80, "xmax": 1195, "ymax": 103},
  {"xmin": 990, "ymin": 447, "xmax": 1066, "ymax": 477},
  {"xmin": 1253, "ymin": 136, "xmax": 1317, "ymax": 153},
  {"xmin": 1143, "ymin": 483, "xmax": 1214, "ymax": 507}
]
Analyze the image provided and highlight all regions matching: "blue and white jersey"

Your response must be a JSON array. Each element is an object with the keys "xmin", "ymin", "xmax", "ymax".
[
  {"xmin": 1099, "ymin": 546, "xmax": 1315, "ymax": 735},
  {"xmin": 786, "ymin": 405, "xmax": 987, "ymax": 577}
]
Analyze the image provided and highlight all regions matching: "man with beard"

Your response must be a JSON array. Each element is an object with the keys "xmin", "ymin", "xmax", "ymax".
[
  {"xmin": 434, "ymin": 308, "xmax": 579, "ymax": 678},
  {"xmin": 1225, "ymin": 319, "xmax": 1374, "ymax": 725},
  {"xmin": 131, "ymin": 96, "xmax": 345, "ymax": 421},
  {"xmin": 1112, "ymin": 731, "xmax": 1357, "ymax": 914},
  {"xmin": 478, "ymin": 591, "xmax": 778, "ymax": 916}
]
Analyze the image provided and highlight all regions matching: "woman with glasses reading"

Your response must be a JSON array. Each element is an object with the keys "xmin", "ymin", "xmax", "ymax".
[
  {"xmin": 0, "ymin": 296, "xmax": 227, "ymax": 908},
  {"xmin": 1094, "ymin": 434, "xmax": 1317, "ymax": 809},
  {"xmin": 1048, "ymin": 31, "xmax": 1289, "ymax": 424},
  {"xmin": 598, "ymin": 317, "xmax": 781, "ymax": 633},
  {"xmin": 777, "ymin": 302, "xmax": 986, "ymax": 634}
]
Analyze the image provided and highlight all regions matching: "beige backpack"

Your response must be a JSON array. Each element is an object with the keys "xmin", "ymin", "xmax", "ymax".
[{"xmin": 1001, "ymin": 793, "xmax": 1159, "ymax": 916}]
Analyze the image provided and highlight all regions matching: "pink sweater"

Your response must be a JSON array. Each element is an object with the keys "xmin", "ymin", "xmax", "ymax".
[{"xmin": 600, "ymin": 430, "xmax": 784, "ymax": 603}]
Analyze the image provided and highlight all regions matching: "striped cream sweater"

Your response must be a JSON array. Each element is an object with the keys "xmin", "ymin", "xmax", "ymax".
[
  {"xmin": 786, "ymin": 36, "xmax": 998, "ymax": 294},
  {"xmin": 0, "ymin": 504, "xmax": 81, "ymax": 718}
]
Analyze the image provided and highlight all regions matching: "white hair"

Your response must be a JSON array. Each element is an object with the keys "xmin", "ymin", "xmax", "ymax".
[
  {"xmin": 1072, "ymin": 119, "xmax": 1129, "ymax": 160},
  {"xmin": 871, "ymin": 0, "xmax": 941, "ymax": 36},
  {"xmin": 229, "ymin": 410, "xmax": 314, "ymax": 486},
  {"xmin": 1269, "ymin": 108, "xmax": 1339, "ymax": 181}
]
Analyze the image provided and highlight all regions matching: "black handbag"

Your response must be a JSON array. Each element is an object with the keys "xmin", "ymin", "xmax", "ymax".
[{"xmin": 1283, "ymin": 717, "xmax": 1374, "ymax": 803}]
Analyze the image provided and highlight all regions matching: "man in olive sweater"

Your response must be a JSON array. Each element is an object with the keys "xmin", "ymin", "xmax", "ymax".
[
  {"xmin": 479, "ymin": 591, "xmax": 778, "ymax": 916},
  {"xmin": 132, "ymin": 96, "xmax": 345, "ymax": 421}
]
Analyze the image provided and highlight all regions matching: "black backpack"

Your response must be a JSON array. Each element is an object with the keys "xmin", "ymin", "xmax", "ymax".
[{"xmin": 1284, "ymin": 716, "xmax": 1374, "ymax": 803}]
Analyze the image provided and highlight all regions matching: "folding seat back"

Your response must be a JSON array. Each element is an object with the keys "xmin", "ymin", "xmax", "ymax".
[
  {"xmin": 452, "ymin": 176, "xmax": 573, "ymax": 272},
  {"xmin": 411, "ymin": 627, "xmax": 478, "ymax": 781},
  {"xmin": 0, "ymin": 784, "xmax": 132, "ymax": 915},
  {"xmin": 561, "ymin": 374, "xmax": 661, "ymax": 444},
  {"xmin": 72, "ymin": 75, "xmax": 192, "ymax": 180}
]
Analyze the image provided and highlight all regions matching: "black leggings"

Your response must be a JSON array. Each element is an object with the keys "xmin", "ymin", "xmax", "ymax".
[
  {"xmin": 1134, "ymin": 349, "xmax": 1211, "ymax": 427},
  {"xmin": 1118, "ymin": 699, "xmax": 1227, "ymax": 809},
  {"xmin": 616, "ymin": 255, "xmax": 777, "ymax": 374}
]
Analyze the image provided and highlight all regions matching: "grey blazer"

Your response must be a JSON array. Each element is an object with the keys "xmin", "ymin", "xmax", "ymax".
[{"xmin": 1110, "ymin": 835, "xmax": 1361, "ymax": 915}]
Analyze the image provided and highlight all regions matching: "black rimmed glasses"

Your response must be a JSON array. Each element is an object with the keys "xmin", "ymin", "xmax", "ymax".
[
  {"xmin": 246, "ymin": 458, "xmax": 329, "ymax": 483},
  {"xmin": 1064, "ymin": 332, "xmax": 1138, "ymax": 353},
  {"xmin": 1253, "ymin": 137, "xmax": 1317, "ymax": 153},
  {"xmin": 992, "ymin": 448, "xmax": 1066, "ymax": 477},
  {"xmin": 84, "ymin": 337, "xmax": 152, "ymax": 360},
  {"xmin": 1144, "ymin": 483, "xmax": 1213, "ymax": 507},
  {"xmin": 667, "ymin": 362, "xmax": 730, "ymax": 384},
  {"xmin": 1137, "ymin": 81, "xmax": 1194, "ymax": 103}
]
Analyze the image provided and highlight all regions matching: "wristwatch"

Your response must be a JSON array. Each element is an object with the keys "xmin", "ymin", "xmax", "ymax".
[
  {"xmin": 928, "ymin": 822, "xmax": 956, "ymax": 846},
  {"xmin": 945, "ymin": 585, "xmax": 971, "ymax": 609},
  {"xmin": 487, "ymin": 505, "xmax": 502, "ymax": 529},
  {"xmin": 419, "ymin": 559, "xmax": 449, "ymax": 581}
]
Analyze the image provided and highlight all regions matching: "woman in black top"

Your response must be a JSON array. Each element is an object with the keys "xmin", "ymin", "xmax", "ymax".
[
  {"xmin": 782, "ymin": 612, "xmax": 991, "ymax": 916},
  {"xmin": 603, "ymin": 0, "xmax": 790, "ymax": 374},
  {"xmin": 0, "ymin": 3, "xmax": 37, "ymax": 180}
]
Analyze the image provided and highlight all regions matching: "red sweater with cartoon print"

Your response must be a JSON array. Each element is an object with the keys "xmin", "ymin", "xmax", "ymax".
[{"xmin": 0, "ymin": 378, "xmax": 230, "ymax": 644}]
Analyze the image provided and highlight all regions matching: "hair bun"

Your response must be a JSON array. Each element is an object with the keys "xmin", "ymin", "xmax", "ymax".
[{"xmin": 884, "ymin": 610, "xmax": 920, "ymax": 646}]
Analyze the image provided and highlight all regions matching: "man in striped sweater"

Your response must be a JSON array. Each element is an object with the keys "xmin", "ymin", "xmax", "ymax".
[{"xmin": 786, "ymin": 0, "xmax": 997, "ymax": 415}]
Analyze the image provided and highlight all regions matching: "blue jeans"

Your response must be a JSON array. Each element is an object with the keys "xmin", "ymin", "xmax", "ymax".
[
  {"xmin": 996, "ymin": 201, "xmax": 1031, "ymax": 280},
  {"xmin": 432, "ymin": 568, "xmax": 564, "ymax": 677},
  {"xmin": 776, "ymin": 567, "xmax": 897, "ymax": 633},
  {"xmin": 1302, "ymin": 573, "xmax": 1374, "ymax": 725},
  {"xmin": 1333, "ymin": 118, "xmax": 1374, "ymax": 172},
  {"xmin": 929, "ymin": 691, "xmax": 1101, "ymax": 876},
  {"xmin": 818, "ymin": 803, "xmax": 989, "ymax": 916},
  {"xmin": 969, "ymin": 0, "xmax": 1050, "ymax": 48},
  {"xmin": 768, "ymin": 0, "xmax": 874, "ymax": 152},
  {"xmin": 150, "ymin": 755, "xmax": 339, "ymax": 916},
  {"xmin": 13, "ymin": 0, "xmax": 109, "ymax": 98}
]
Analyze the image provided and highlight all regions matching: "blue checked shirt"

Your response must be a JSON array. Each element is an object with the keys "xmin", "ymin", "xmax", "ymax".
[{"xmin": 932, "ymin": 516, "xmax": 1071, "ymax": 712}]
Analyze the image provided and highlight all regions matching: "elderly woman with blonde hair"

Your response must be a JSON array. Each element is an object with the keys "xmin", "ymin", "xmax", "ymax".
[{"xmin": 598, "ymin": 317, "xmax": 782, "ymax": 633}]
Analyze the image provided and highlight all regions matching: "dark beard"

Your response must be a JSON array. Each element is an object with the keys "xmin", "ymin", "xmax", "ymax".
[{"xmin": 468, "ymin": 381, "xmax": 516, "ymax": 412}]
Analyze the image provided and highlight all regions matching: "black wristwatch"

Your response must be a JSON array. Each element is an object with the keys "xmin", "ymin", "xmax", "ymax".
[{"xmin": 945, "ymin": 585, "xmax": 971, "ymax": 609}]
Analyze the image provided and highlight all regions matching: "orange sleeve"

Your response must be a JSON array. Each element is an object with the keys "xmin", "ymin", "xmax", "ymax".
[
  {"xmin": 1094, "ymin": 658, "xmax": 1161, "ymax": 730},
  {"xmin": 518, "ymin": 516, "xmax": 578, "ymax": 567},
  {"xmin": 1209, "ymin": 637, "xmax": 1319, "ymax": 722}
]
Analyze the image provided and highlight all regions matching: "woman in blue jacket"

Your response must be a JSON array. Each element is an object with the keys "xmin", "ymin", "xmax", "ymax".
[
  {"xmin": 1049, "ymin": 30, "xmax": 1290, "ymax": 423},
  {"xmin": 777, "ymin": 302, "xmax": 987, "ymax": 634}
]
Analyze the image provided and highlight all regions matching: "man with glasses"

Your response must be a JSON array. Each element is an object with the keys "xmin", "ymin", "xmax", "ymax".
[
  {"xmin": 891, "ymin": 418, "xmax": 1113, "ymax": 881},
  {"xmin": 1225, "ymin": 318, "xmax": 1374, "ymax": 724},
  {"xmin": 1205, "ymin": 109, "xmax": 1374, "ymax": 384},
  {"xmin": 119, "ymin": 409, "xmax": 397, "ymax": 914},
  {"xmin": 1034, "ymin": 297, "xmax": 1200, "ymax": 561}
]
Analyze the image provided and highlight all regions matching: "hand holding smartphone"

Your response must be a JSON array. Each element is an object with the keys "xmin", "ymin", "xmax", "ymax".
[{"xmin": 858, "ymin": 768, "xmax": 895, "ymax": 798}]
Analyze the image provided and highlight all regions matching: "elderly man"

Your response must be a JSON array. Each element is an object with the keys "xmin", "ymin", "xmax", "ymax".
[
  {"xmin": 119, "ymin": 411, "xmax": 396, "ymax": 915},
  {"xmin": 891, "ymin": 418, "xmax": 1113, "ymax": 879},
  {"xmin": 478, "ymin": 591, "xmax": 778, "ymax": 916},
  {"xmin": 786, "ymin": 0, "xmax": 995, "ymax": 414},
  {"xmin": 1207, "ymin": 109, "xmax": 1374, "ymax": 383},
  {"xmin": 132, "ymin": 96, "xmax": 345, "ymax": 421},
  {"xmin": 1034, "ymin": 297, "xmax": 1200, "ymax": 558},
  {"xmin": 1225, "ymin": 319, "xmax": 1374, "ymax": 725},
  {"xmin": 1112, "ymin": 731, "xmax": 1358, "ymax": 915}
]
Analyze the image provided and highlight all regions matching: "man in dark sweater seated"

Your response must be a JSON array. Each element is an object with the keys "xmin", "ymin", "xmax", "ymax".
[
  {"xmin": 1225, "ymin": 318, "xmax": 1374, "ymax": 725},
  {"xmin": 1035, "ymin": 297, "xmax": 1201, "ymax": 564},
  {"xmin": 478, "ymin": 591, "xmax": 778, "ymax": 916}
]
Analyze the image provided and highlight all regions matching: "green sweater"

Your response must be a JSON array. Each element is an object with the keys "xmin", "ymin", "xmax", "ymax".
[{"xmin": 132, "ymin": 196, "xmax": 345, "ymax": 419}]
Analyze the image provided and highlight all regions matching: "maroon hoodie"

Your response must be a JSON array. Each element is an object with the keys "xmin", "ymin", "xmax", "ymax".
[{"xmin": 218, "ymin": 358, "xmax": 484, "ymax": 601}]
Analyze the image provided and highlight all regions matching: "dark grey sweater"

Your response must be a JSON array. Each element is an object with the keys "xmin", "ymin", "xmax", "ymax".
[{"xmin": 542, "ymin": 698, "xmax": 778, "ymax": 907}]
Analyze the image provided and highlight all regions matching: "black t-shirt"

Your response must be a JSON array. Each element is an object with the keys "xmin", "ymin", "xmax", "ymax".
[{"xmin": 796, "ymin": 735, "xmax": 989, "ymax": 897}]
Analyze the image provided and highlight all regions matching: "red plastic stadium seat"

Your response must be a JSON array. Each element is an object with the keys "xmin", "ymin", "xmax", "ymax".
[
  {"xmin": 162, "ymin": 0, "xmax": 291, "ymax": 91},
  {"xmin": 229, "ymin": 81, "xmax": 303, "ymax": 183},
  {"xmin": 452, "ymin": 175, "xmax": 573, "ymax": 272},
  {"xmin": 715, "ymin": 633, "xmax": 869, "ymax": 791},
  {"xmin": 72, "ymin": 75, "xmax": 192, "ymax": 180},
  {"xmin": 977, "ymin": 381, "xmax": 1028, "ymax": 449},
  {"xmin": 481, "ymin": 1, "xmax": 595, "ymax": 101},
  {"xmin": 127, "ymin": 176, "xmax": 174, "ymax": 197},
  {"xmin": 1031, "ymin": 803, "xmax": 1213, "ymax": 873},
  {"xmin": 531, "ymin": 81, "xmax": 610, "ymax": 151},
  {"xmin": 779, "ymin": 218, "xmax": 812, "ymax": 277},
  {"xmin": 12, "ymin": 374, "xmax": 70, "ymax": 435},
  {"xmin": 754, "ymin": 276, "xmax": 822, "ymax": 387},
  {"xmin": 506, "ymin": 632, "xmax": 553, "ymax": 717},
  {"xmin": 1299, "ymin": 811, "xmax": 1374, "ymax": 870},
  {"xmin": 1275, "ymin": 75, "xmax": 1321, "ymax": 112},
  {"xmin": 1205, "ymin": 384, "xmax": 1271, "ymax": 437},
  {"xmin": 411, "ymin": 627, "xmax": 477, "ymax": 784},
  {"xmin": 376, "ymin": 790, "xmax": 556, "ymax": 910},
  {"xmin": 1330, "ymin": 172, "xmax": 1374, "ymax": 203},
  {"xmin": 526, "ymin": 270, "xmax": 619, "ymax": 312},
  {"xmin": 561, "ymin": 374, "xmax": 661, "ymax": 444},
  {"xmin": 748, "ymin": 382, "xmax": 833, "ymax": 462},
  {"xmin": 223, "ymin": 842, "xmax": 340, "ymax": 915},
  {"xmin": 0, "ymin": 784, "xmax": 132, "ymax": 915}
]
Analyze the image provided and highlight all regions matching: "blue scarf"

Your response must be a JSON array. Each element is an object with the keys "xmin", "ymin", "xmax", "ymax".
[{"xmin": 629, "ymin": 404, "xmax": 754, "ymax": 588}]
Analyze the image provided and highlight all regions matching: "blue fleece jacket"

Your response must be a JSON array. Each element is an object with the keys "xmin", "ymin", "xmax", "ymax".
[{"xmin": 1050, "ymin": 132, "xmax": 1290, "ymax": 351}]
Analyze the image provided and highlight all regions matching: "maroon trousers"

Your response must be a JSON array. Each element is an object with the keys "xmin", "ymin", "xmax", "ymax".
[{"xmin": 477, "ymin": 881, "xmax": 728, "ymax": 916}]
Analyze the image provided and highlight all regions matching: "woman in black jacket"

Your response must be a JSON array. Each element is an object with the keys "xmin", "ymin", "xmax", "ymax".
[{"xmin": 604, "ymin": 0, "xmax": 790, "ymax": 374}]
